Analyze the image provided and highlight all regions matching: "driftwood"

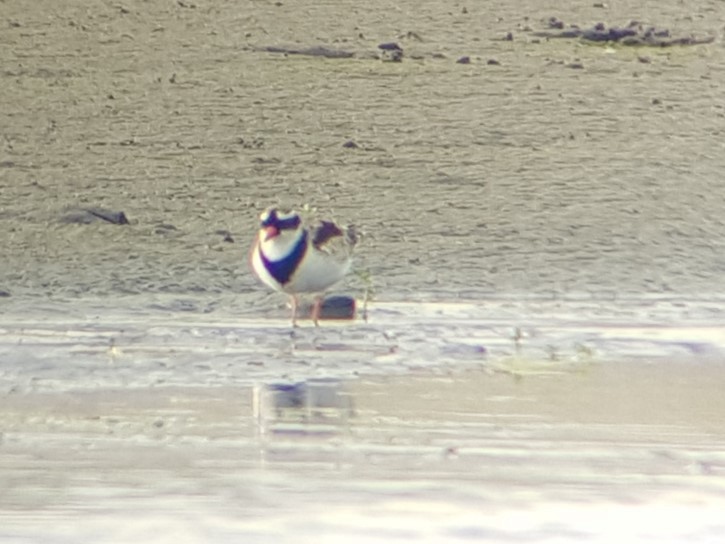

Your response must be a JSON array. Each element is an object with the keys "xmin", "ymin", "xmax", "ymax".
[
  {"xmin": 256, "ymin": 45, "xmax": 354, "ymax": 59},
  {"xmin": 60, "ymin": 207, "xmax": 129, "ymax": 225}
]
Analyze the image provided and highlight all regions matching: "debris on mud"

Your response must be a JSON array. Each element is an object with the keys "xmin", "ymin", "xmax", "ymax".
[
  {"xmin": 255, "ymin": 45, "xmax": 355, "ymax": 59},
  {"xmin": 60, "ymin": 208, "xmax": 130, "ymax": 225},
  {"xmin": 532, "ymin": 18, "xmax": 715, "ymax": 46},
  {"xmin": 215, "ymin": 229, "xmax": 235, "ymax": 243}
]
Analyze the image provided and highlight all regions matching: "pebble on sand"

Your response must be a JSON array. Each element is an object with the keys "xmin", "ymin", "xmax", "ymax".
[{"xmin": 378, "ymin": 42, "xmax": 403, "ymax": 62}]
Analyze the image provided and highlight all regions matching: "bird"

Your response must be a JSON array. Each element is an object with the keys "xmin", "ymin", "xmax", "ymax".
[{"xmin": 250, "ymin": 207, "xmax": 356, "ymax": 326}]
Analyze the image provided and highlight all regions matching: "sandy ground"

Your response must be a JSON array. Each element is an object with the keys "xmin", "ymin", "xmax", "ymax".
[
  {"xmin": 2, "ymin": 0, "xmax": 725, "ymax": 300},
  {"xmin": 3, "ymin": 0, "xmax": 725, "ymax": 541}
]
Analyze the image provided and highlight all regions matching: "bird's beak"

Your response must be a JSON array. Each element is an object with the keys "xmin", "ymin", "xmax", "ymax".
[{"xmin": 263, "ymin": 225, "xmax": 279, "ymax": 241}]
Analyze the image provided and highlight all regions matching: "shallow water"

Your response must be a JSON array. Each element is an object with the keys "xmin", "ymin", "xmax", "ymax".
[
  {"xmin": 2, "ymin": 0, "xmax": 725, "ymax": 541},
  {"xmin": 2, "ymin": 300, "xmax": 725, "ymax": 542}
]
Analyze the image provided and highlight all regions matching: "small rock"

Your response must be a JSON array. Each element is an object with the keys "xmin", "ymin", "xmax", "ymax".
[
  {"xmin": 568, "ymin": 62, "xmax": 585, "ymax": 69},
  {"xmin": 320, "ymin": 296, "xmax": 356, "ymax": 320},
  {"xmin": 0, "ymin": 290, "xmax": 11, "ymax": 297},
  {"xmin": 487, "ymin": 58, "xmax": 500, "ymax": 65},
  {"xmin": 504, "ymin": 32, "xmax": 514, "ymax": 41},
  {"xmin": 593, "ymin": 2, "xmax": 607, "ymax": 7},
  {"xmin": 378, "ymin": 42, "xmax": 403, "ymax": 62},
  {"xmin": 342, "ymin": 139, "xmax": 359, "ymax": 149},
  {"xmin": 652, "ymin": 98, "xmax": 662, "ymax": 105},
  {"xmin": 638, "ymin": 55, "xmax": 651, "ymax": 63},
  {"xmin": 298, "ymin": 295, "xmax": 356, "ymax": 320},
  {"xmin": 456, "ymin": 56, "xmax": 471, "ymax": 64}
]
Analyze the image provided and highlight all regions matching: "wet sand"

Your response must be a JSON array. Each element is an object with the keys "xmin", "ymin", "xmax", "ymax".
[
  {"xmin": 2, "ymin": 302, "xmax": 725, "ymax": 541},
  {"xmin": 2, "ymin": 0, "xmax": 725, "ymax": 541}
]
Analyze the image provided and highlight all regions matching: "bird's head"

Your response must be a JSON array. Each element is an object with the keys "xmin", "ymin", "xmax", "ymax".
[{"xmin": 259, "ymin": 208, "xmax": 302, "ymax": 241}]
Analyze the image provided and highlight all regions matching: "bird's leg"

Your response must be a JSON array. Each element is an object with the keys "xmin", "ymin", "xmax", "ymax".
[
  {"xmin": 290, "ymin": 295, "xmax": 299, "ymax": 327},
  {"xmin": 311, "ymin": 295, "xmax": 323, "ymax": 327}
]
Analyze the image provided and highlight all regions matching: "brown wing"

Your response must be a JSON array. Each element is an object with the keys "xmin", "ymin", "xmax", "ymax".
[{"xmin": 311, "ymin": 220, "xmax": 343, "ymax": 249}]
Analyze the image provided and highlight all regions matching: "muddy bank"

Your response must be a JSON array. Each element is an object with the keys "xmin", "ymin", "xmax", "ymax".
[{"xmin": 1, "ymin": 0, "xmax": 725, "ymax": 304}]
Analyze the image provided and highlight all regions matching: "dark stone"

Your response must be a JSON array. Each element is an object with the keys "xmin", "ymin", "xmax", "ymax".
[
  {"xmin": 378, "ymin": 43, "xmax": 403, "ymax": 62},
  {"xmin": 319, "ymin": 295, "xmax": 356, "ymax": 320},
  {"xmin": 300, "ymin": 295, "xmax": 356, "ymax": 320},
  {"xmin": 0, "ymin": 290, "xmax": 11, "ymax": 297},
  {"xmin": 456, "ymin": 56, "xmax": 471, "ymax": 64},
  {"xmin": 342, "ymin": 140, "xmax": 359, "ymax": 149},
  {"xmin": 487, "ymin": 59, "xmax": 500, "ymax": 65},
  {"xmin": 378, "ymin": 42, "xmax": 403, "ymax": 51}
]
